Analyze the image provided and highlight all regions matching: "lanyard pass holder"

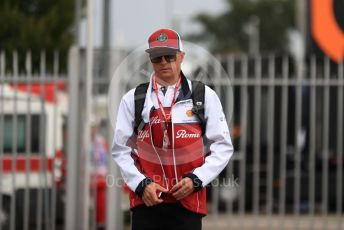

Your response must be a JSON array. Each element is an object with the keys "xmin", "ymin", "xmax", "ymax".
[
  {"xmin": 162, "ymin": 128, "xmax": 169, "ymax": 152},
  {"xmin": 162, "ymin": 119, "xmax": 169, "ymax": 152}
]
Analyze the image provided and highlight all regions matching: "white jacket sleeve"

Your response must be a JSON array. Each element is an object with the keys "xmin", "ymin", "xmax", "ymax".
[
  {"xmin": 111, "ymin": 89, "xmax": 146, "ymax": 192},
  {"xmin": 192, "ymin": 86, "xmax": 234, "ymax": 186}
]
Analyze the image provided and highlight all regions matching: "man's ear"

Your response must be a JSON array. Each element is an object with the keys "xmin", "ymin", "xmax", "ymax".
[{"xmin": 179, "ymin": 52, "xmax": 185, "ymax": 62}]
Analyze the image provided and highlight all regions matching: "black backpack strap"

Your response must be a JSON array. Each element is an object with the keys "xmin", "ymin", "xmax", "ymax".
[
  {"xmin": 134, "ymin": 82, "xmax": 150, "ymax": 134},
  {"xmin": 191, "ymin": 80, "xmax": 206, "ymax": 136}
]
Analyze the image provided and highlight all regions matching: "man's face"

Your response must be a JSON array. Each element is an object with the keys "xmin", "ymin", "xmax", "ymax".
[{"xmin": 149, "ymin": 51, "xmax": 185, "ymax": 81}]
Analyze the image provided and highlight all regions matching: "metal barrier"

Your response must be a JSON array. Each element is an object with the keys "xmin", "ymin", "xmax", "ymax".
[
  {"xmin": 1, "ymin": 50, "xmax": 343, "ymax": 230},
  {"xmin": 203, "ymin": 55, "xmax": 344, "ymax": 230},
  {"xmin": 0, "ymin": 50, "xmax": 67, "ymax": 230}
]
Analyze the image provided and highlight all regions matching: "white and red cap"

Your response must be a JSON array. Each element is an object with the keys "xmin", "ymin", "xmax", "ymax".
[{"xmin": 145, "ymin": 28, "xmax": 183, "ymax": 53}]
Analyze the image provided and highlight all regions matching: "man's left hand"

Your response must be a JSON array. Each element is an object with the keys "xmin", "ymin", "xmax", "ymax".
[{"xmin": 170, "ymin": 177, "xmax": 194, "ymax": 200}]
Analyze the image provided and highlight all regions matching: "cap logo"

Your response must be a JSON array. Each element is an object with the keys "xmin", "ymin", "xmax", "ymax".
[{"xmin": 157, "ymin": 33, "xmax": 168, "ymax": 43}]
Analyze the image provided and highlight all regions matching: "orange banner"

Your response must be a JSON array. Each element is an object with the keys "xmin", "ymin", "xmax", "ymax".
[{"xmin": 311, "ymin": 0, "xmax": 344, "ymax": 62}]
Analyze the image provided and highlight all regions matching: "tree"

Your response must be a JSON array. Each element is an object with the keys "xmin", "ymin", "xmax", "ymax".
[
  {"xmin": 0, "ymin": 0, "xmax": 75, "ymax": 73},
  {"xmin": 189, "ymin": 0, "xmax": 295, "ymax": 54}
]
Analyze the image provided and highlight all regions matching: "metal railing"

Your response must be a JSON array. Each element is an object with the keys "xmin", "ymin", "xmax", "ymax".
[
  {"xmin": 0, "ymin": 50, "xmax": 67, "ymax": 230},
  {"xmin": 203, "ymin": 55, "xmax": 344, "ymax": 230}
]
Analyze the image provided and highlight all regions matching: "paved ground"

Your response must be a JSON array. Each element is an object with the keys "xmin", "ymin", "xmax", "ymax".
[
  {"xmin": 202, "ymin": 214, "xmax": 343, "ymax": 230},
  {"xmin": 125, "ymin": 214, "xmax": 343, "ymax": 230}
]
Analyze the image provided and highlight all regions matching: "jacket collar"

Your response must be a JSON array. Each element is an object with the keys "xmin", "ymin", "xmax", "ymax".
[
  {"xmin": 149, "ymin": 71, "xmax": 191, "ymax": 101},
  {"xmin": 149, "ymin": 71, "xmax": 192, "ymax": 101},
  {"xmin": 144, "ymin": 71, "xmax": 192, "ymax": 122},
  {"xmin": 176, "ymin": 71, "xmax": 192, "ymax": 102}
]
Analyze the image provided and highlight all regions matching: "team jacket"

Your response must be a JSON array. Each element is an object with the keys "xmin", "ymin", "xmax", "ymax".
[{"xmin": 111, "ymin": 73, "xmax": 234, "ymax": 215}]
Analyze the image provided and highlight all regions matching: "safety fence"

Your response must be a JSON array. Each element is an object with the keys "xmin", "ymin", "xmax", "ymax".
[{"xmin": 0, "ymin": 51, "xmax": 67, "ymax": 230}]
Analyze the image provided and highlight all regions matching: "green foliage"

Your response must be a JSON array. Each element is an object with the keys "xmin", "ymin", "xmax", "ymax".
[
  {"xmin": 189, "ymin": 0, "xmax": 295, "ymax": 54},
  {"xmin": 0, "ymin": 0, "xmax": 75, "ymax": 73}
]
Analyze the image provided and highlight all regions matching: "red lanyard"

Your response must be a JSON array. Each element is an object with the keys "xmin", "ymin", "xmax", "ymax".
[{"xmin": 152, "ymin": 75, "xmax": 181, "ymax": 123}]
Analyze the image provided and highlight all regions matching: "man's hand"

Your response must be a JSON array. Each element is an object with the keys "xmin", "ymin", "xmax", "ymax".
[
  {"xmin": 170, "ymin": 177, "xmax": 194, "ymax": 200},
  {"xmin": 142, "ymin": 182, "xmax": 168, "ymax": 207}
]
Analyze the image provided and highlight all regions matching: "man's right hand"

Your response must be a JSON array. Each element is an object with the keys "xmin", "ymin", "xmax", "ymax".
[{"xmin": 142, "ymin": 182, "xmax": 168, "ymax": 207}]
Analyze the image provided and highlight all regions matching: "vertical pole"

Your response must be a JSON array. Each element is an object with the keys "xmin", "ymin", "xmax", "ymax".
[
  {"xmin": 293, "ymin": 2, "xmax": 306, "ymax": 226},
  {"xmin": 296, "ymin": 0, "xmax": 306, "ymax": 46},
  {"xmin": 0, "ymin": 51, "xmax": 4, "ymax": 230},
  {"xmin": 308, "ymin": 55, "xmax": 316, "ymax": 230},
  {"xmin": 293, "ymin": 53, "xmax": 303, "ymax": 230},
  {"xmin": 321, "ymin": 57, "xmax": 330, "ymax": 230},
  {"xmin": 10, "ymin": 51, "xmax": 18, "ymax": 230},
  {"xmin": 102, "ymin": 0, "xmax": 111, "ymax": 68},
  {"xmin": 252, "ymin": 55, "xmax": 262, "ymax": 229},
  {"xmin": 35, "ymin": 52, "xmax": 42, "ymax": 230},
  {"xmin": 279, "ymin": 56, "xmax": 289, "ymax": 230},
  {"xmin": 239, "ymin": 55, "xmax": 248, "ymax": 230},
  {"xmin": 65, "ymin": 47, "xmax": 80, "ymax": 230},
  {"xmin": 248, "ymin": 16, "xmax": 260, "ymax": 56},
  {"xmin": 106, "ymin": 49, "xmax": 124, "ymax": 230},
  {"xmin": 24, "ymin": 51, "xmax": 32, "ymax": 230},
  {"xmin": 74, "ymin": 0, "xmax": 81, "ymax": 46},
  {"xmin": 266, "ymin": 55, "xmax": 275, "ymax": 230},
  {"xmin": 226, "ymin": 56, "xmax": 234, "ymax": 216},
  {"xmin": 39, "ymin": 51, "xmax": 49, "ymax": 230},
  {"xmin": 51, "ymin": 51, "xmax": 59, "ymax": 230},
  {"xmin": 336, "ymin": 61, "xmax": 343, "ymax": 230},
  {"xmin": 82, "ymin": 0, "xmax": 94, "ymax": 228}
]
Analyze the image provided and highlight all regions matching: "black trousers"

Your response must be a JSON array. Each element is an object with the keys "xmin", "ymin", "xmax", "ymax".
[{"xmin": 131, "ymin": 202, "xmax": 203, "ymax": 230}]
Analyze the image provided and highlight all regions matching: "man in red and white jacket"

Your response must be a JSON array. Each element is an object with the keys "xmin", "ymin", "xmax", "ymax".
[{"xmin": 112, "ymin": 28, "xmax": 233, "ymax": 230}]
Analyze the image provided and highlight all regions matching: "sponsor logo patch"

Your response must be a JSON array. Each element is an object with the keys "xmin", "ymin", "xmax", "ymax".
[
  {"xmin": 137, "ymin": 130, "xmax": 149, "ymax": 141},
  {"xmin": 186, "ymin": 109, "xmax": 193, "ymax": 117},
  {"xmin": 151, "ymin": 116, "xmax": 163, "ymax": 124},
  {"xmin": 176, "ymin": 129, "xmax": 201, "ymax": 139}
]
